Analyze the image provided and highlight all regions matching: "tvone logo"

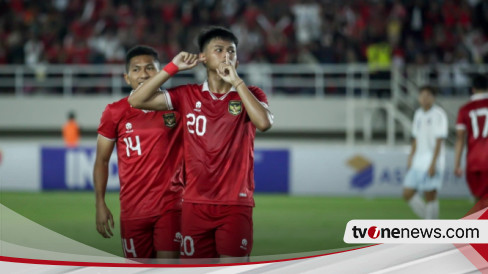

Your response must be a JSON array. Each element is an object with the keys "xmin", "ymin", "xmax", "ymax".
[{"xmin": 368, "ymin": 226, "xmax": 380, "ymax": 239}]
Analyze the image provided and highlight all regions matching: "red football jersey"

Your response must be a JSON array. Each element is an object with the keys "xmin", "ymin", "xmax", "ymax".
[
  {"xmin": 98, "ymin": 97, "xmax": 184, "ymax": 220},
  {"xmin": 456, "ymin": 93, "xmax": 488, "ymax": 171},
  {"xmin": 164, "ymin": 81, "xmax": 269, "ymax": 207}
]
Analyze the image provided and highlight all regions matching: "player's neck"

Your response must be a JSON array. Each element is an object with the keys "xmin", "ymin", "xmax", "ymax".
[
  {"xmin": 422, "ymin": 104, "xmax": 433, "ymax": 111},
  {"xmin": 207, "ymin": 73, "xmax": 232, "ymax": 94}
]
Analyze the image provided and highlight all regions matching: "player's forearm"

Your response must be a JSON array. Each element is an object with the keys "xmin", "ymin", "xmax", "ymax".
[
  {"xmin": 454, "ymin": 130, "xmax": 466, "ymax": 168},
  {"xmin": 93, "ymin": 160, "xmax": 109, "ymax": 205},
  {"xmin": 454, "ymin": 138, "xmax": 464, "ymax": 169},
  {"xmin": 234, "ymin": 80, "xmax": 273, "ymax": 132},
  {"xmin": 430, "ymin": 138, "xmax": 443, "ymax": 167},
  {"xmin": 128, "ymin": 70, "xmax": 171, "ymax": 109},
  {"xmin": 408, "ymin": 140, "xmax": 416, "ymax": 160}
]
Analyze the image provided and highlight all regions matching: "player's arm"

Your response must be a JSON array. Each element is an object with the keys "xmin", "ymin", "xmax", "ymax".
[
  {"xmin": 217, "ymin": 54, "xmax": 273, "ymax": 132},
  {"xmin": 428, "ymin": 138, "xmax": 443, "ymax": 177},
  {"xmin": 93, "ymin": 135, "xmax": 116, "ymax": 238},
  {"xmin": 454, "ymin": 129, "xmax": 466, "ymax": 177},
  {"xmin": 429, "ymin": 111, "xmax": 448, "ymax": 177},
  {"xmin": 407, "ymin": 138, "xmax": 416, "ymax": 170},
  {"xmin": 128, "ymin": 52, "xmax": 201, "ymax": 110}
]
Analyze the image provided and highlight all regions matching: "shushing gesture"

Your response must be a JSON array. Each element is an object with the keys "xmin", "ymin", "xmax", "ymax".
[
  {"xmin": 216, "ymin": 53, "xmax": 240, "ymax": 85},
  {"xmin": 172, "ymin": 52, "xmax": 202, "ymax": 71}
]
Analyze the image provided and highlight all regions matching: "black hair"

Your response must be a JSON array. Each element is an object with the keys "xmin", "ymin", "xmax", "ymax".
[
  {"xmin": 472, "ymin": 74, "xmax": 488, "ymax": 90},
  {"xmin": 197, "ymin": 26, "xmax": 239, "ymax": 52},
  {"xmin": 419, "ymin": 85, "xmax": 437, "ymax": 96},
  {"xmin": 68, "ymin": 111, "xmax": 76, "ymax": 120},
  {"xmin": 125, "ymin": 45, "xmax": 160, "ymax": 72}
]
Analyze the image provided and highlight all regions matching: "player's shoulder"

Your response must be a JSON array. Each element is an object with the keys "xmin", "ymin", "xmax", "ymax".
[
  {"xmin": 247, "ymin": 85, "xmax": 265, "ymax": 94},
  {"xmin": 458, "ymin": 100, "xmax": 476, "ymax": 114},
  {"xmin": 167, "ymin": 83, "xmax": 202, "ymax": 92},
  {"xmin": 413, "ymin": 108, "xmax": 423, "ymax": 117},
  {"xmin": 433, "ymin": 105, "xmax": 447, "ymax": 116},
  {"xmin": 247, "ymin": 85, "xmax": 268, "ymax": 101},
  {"xmin": 104, "ymin": 96, "xmax": 130, "ymax": 117},
  {"xmin": 106, "ymin": 96, "xmax": 129, "ymax": 109}
]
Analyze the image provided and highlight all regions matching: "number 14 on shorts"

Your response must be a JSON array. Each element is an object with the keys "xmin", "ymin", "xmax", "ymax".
[{"xmin": 122, "ymin": 238, "xmax": 137, "ymax": 257}]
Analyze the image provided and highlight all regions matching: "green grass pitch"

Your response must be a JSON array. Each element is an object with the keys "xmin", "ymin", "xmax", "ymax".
[{"xmin": 0, "ymin": 192, "xmax": 474, "ymax": 258}]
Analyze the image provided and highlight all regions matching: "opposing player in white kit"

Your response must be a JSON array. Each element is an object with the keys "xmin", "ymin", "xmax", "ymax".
[{"xmin": 403, "ymin": 85, "xmax": 448, "ymax": 219}]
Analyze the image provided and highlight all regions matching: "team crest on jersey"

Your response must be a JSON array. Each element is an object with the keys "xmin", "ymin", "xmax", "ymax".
[
  {"xmin": 163, "ymin": 113, "xmax": 177, "ymax": 128},
  {"xmin": 228, "ymin": 100, "xmax": 242, "ymax": 115}
]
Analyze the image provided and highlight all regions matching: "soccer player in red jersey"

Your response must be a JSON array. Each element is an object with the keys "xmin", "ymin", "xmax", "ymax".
[
  {"xmin": 455, "ymin": 74, "xmax": 488, "ymax": 201},
  {"xmin": 128, "ymin": 26, "xmax": 273, "ymax": 263},
  {"xmin": 94, "ymin": 46, "xmax": 184, "ymax": 260}
]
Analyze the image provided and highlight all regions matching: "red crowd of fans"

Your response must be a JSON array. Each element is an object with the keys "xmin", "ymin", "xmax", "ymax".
[{"xmin": 1, "ymin": 0, "xmax": 487, "ymax": 67}]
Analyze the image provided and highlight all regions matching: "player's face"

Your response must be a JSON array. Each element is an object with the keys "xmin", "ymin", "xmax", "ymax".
[
  {"xmin": 418, "ymin": 89, "xmax": 434, "ymax": 110},
  {"xmin": 124, "ymin": 55, "xmax": 159, "ymax": 90},
  {"xmin": 200, "ymin": 38, "xmax": 237, "ymax": 69}
]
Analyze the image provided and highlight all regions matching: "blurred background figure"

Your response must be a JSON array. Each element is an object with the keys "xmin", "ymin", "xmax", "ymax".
[
  {"xmin": 62, "ymin": 111, "xmax": 80, "ymax": 147},
  {"xmin": 402, "ymin": 86, "xmax": 448, "ymax": 219}
]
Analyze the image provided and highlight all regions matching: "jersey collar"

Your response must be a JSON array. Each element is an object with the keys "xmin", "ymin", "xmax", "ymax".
[
  {"xmin": 471, "ymin": 93, "xmax": 488, "ymax": 101},
  {"xmin": 201, "ymin": 80, "xmax": 237, "ymax": 100}
]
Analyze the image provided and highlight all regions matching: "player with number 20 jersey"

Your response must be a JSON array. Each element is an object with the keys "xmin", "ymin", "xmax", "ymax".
[
  {"xmin": 164, "ymin": 82, "xmax": 267, "ymax": 207},
  {"xmin": 128, "ymin": 27, "xmax": 273, "ymax": 262}
]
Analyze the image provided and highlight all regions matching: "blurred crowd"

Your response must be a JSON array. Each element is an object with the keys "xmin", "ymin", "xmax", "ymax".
[{"xmin": 2, "ymin": 0, "xmax": 488, "ymax": 68}]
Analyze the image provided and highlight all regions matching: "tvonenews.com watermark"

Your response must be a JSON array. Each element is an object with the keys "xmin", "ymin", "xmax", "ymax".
[{"xmin": 344, "ymin": 220, "xmax": 488, "ymax": 244}]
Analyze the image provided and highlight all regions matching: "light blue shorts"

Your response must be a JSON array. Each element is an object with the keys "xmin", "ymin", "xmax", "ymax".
[{"xmin": 403, "ymin": 169, "xmax": 443, "ymax": 192}]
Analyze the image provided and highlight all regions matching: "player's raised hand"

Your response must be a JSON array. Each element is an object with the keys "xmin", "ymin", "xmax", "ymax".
[
  {"xmin": 216, "ymin": 52, "xmax": 240, "ymax": 85},
  {"xmin": 171, "ymin": 52, "xmax": 201, "ymax": 71},
  {"xmin": 96, "ymin": 202, "xmax": 114, "ymax": 238}
]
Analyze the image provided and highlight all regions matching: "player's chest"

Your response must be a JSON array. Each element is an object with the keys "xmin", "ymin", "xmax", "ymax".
[
  {"xmin": 416, "ymin": 114, "xmax": 436, "ymax": 132},
  {"xmin": 181, "ymin": 93, "xmax": 246, "ymax": 137},
  {"xmin": 184, "ymin": 94, "xmax": 245, "ymax": 120},
  {"xmin": 118, "ymin": 110, "xmax": 179, "ymax": 138}
]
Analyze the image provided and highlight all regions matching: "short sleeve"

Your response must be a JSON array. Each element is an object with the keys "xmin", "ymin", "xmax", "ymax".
[
  {"xmin": 249, "ymin": 86, "xmax": 268, "ymax": 106},
  {"xmin": 97, "ymin": 105, "xmax": 117, "ymax": 140},
  {"xmin": 456, "ymin": 107, "xmax": 467, "ymax": 131},
  {"xmin": 248, "ymin": 86, "xmax": 273, "ymax": 124},
  {"xmin": 411, "ymin": 111, "xmax": 419, "ymax": 138},
  {"xmin": 435, "ymin": 109, "xmax": 448, "ymax": 138},
  {"xmin": 165, "ymin": 86, "xmax": 184, "ymax": 111}
]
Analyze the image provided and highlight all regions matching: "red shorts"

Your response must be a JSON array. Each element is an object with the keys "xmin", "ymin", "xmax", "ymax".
[
  {"xmin": 180, "ymin": 203, "xmax": 253, "ymax": 259},
  {"xmin": 120, "ymin": 199, "xmax": 182, "ymax": 258},
  {"xmin": 466, "ymin": 171, "xmax": 488, "ymax": 199}
]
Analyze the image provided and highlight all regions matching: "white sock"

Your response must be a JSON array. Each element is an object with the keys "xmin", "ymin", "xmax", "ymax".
[
  {"xmin": 408, "ymin": 194, "xmax": 426, "ymax": 219},
  {"xmin": 425, "ymin": 200, "xmax": 439, "ymax": 219}
]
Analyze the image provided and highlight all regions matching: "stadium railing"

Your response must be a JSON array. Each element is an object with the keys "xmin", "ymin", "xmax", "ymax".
[{"xmin": 1, "ymin": 63, "xmax": 487, "ymax": 145}]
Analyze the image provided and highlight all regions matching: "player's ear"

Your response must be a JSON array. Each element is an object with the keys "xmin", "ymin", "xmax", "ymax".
[
  {"xmin": 199, "ymin": 53, "xmax": 206, "ymax": 65},
  {"xmin": 123, "ymin": 73, "xmax": 131, "ymax": 85},
  {"xmin": 235, "ymin": 59, "xmax": 239, "ymax": 69}
]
